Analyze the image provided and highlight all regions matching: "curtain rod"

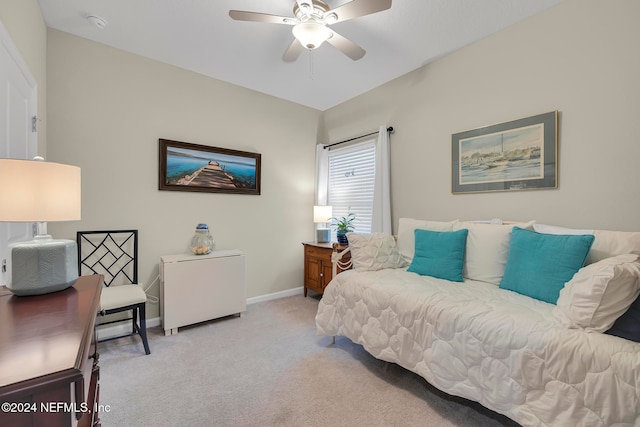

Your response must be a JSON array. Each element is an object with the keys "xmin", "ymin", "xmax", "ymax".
[{"xmin": 323, "ymin": 126, "xmax": 394, "ymax": 150}]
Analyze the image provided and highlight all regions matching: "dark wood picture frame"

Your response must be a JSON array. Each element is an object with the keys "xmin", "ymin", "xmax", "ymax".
[
  {"xmin": 451, "ymin": 111, "xmax": 558, "ymax": 194},
  {"xmin": 159, "ymin": 139, "xmax": 261, "ymax": 195}
]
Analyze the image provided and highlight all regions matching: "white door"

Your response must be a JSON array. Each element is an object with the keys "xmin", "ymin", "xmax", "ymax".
[{"xmin": 0, "ymin": 22, "xmax": 38, "ymax": 286}]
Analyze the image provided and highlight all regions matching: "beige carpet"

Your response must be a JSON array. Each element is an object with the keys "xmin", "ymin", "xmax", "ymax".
[{"xmin": 98, "ymin": 294, "xmax": 519, "ymax": 427}]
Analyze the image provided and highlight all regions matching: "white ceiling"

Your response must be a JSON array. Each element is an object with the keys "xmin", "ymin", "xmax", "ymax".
[{"xmin": 38, "ymin": 0, "xmax": 563, "ymax": 111}]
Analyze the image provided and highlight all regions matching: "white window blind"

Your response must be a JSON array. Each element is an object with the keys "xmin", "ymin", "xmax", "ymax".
[{"xmin": 327, "ymin": 139, "xmax": 376, "ymax": 234}]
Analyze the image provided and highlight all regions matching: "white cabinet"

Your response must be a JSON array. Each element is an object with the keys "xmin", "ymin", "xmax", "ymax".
[{"xmin": 160, "ymin": 250, "xmax": 246, "ymax": 336}]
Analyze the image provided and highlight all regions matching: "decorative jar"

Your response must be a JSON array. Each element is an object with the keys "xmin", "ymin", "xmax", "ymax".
[{"xmin": 191, "ymin": 223, "xmax": 215, "ymax": 255}]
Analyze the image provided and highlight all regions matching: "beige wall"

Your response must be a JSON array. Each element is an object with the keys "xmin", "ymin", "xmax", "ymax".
[
  {"xmin": 46, "ymin": 30, "xmax": 320, "ymax": 318},
  {"xmin": 0, "ymin": 0, "xmax": 47, "ymax": 155},
  {"xmin": 322, "ymin": 0, "xmax": 640, "ymax": 232},
  {"xmin": 4, "ymin": 0, "xmax": 640, "ymax": 321}
]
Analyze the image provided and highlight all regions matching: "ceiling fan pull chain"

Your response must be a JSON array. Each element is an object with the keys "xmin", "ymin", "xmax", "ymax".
[{"xmin": 309, "ymin": 50, "xmax": 314, "ymax": 80}]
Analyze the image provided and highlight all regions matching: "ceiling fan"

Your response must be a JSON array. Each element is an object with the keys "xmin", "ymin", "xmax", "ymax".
[{"xmin": 229, "ymin": 0, "xmax": 392, "ymax": 62}]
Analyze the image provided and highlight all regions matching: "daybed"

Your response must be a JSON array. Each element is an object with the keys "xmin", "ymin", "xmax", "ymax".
[{"xmin": 315, "ymin": 219, "xmax": 640, "ymax": 426}]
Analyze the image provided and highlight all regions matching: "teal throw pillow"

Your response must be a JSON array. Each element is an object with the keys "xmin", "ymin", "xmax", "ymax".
[
  {"xmin": 407, "ymin": 229, "xmax": 468, "ymax": 282},
  {"xmin": 499, "ymin": 227, "xmax": 595, "ymax": 304}
]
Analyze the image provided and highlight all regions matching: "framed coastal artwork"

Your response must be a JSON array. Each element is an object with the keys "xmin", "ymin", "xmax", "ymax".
[
  {"xmin": 159, "ymin": 139, "xmax": 261, "ymax": 195},
  {"xmin": 451, "ymin": 111, "xmax": 558, "ymax": 194}
]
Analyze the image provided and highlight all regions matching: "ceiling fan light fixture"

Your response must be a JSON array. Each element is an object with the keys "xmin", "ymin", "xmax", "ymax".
[{"xmin": 292, "ymin": 22, "xmax": 332, "ymax": 49}]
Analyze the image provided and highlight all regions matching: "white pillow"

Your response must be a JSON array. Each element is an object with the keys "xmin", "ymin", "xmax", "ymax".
[
  {"xmin": 588, "ymin": 229, "xmax": 640, "ymax": 265},
  {"xmin": 554, "ymin": 254, "xmax": 640, "ymax": 332},
  {"xmin": 467, "ymin": 218, "xmax": 504, "ymax": 225},
  {"xmin": 346, "ymin": 232, "xmax": 407, "ymax": 272},
  {"xmin": 396, "ymin": 218, "xmax": 458, "ymax": 263},
  {"xmin": 533, "ymin": 223, "xmax": 594, "ymax": 235},
  {"xmin": 533, "ymin": 224, "xmax": 640, "ymax": 265},
  {"xmin": 455, "ymin": 221, "xmax": 533, "ymax": 285}
]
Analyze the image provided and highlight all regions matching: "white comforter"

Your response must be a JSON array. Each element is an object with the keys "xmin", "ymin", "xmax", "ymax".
[{"xmin": 315, "ymin": 268, "xmax": 640, "ymax": 426}]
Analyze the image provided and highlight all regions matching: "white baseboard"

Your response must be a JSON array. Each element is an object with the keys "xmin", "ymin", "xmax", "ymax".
[
  {"xmin": 97, "ymin": 287, "xmax": 304, "ymax": 339},
  {"xmin": 246, "ymin": 286, "xmax": 304, "ymax": 305}
]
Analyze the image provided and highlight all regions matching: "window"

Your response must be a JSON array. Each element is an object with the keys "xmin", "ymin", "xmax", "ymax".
[{"xmin": 327, "ymin": 139, "xmax": 376, "ymax": 234}]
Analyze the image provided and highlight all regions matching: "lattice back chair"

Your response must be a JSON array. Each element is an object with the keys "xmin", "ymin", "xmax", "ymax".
[{"xmin": 77, "ymin": 230, "xmax": 150, "ymax": 355}]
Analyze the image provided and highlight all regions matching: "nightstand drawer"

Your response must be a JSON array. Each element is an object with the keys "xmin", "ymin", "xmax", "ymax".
[{"xmin": 305, "ymin": 245, "xmax": 330, "ymax": 258}]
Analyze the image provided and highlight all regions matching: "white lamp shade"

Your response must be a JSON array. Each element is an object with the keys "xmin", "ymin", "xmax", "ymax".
[
  {"xmin": 0, "ymin": 159, "xmax": 81, "ymax": 222},
  {"xmin": 314, "ymin": 205, "xmax": 332, "ymax": 223},
  {"xmin": 292, "ymin": 22, "xmax": 332, "ymax": 49}
]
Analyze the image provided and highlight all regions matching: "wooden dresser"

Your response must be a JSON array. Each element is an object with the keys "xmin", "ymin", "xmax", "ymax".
[
  {"xmin": 0, "ymin": 275, "xmax": 103, "ymax": 427},
  {"xmin": 302, "ymin": 242, "xmax": 351, "ymax": 296}
]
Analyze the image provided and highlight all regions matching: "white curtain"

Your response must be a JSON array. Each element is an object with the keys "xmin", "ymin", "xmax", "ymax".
[
  {"xmin": 372, "ymin": 125, "xmax": 392, "ymax": 234},
  {"xmin": 315, "ymin": 144, "xmax": 328, "ymax": 205}
]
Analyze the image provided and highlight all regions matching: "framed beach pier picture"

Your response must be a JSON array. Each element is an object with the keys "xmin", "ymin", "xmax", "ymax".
[
  {"xmin": 451, "ymin": 111, "xmax": 558, "ymax": 194},
  {"xmin": 159, "ymin": 139, "xmax": 261, "ymax": 195}
]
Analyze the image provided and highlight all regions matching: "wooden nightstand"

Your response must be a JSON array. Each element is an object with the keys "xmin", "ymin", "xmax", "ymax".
[{"xmin": 302, "ymin": 242, "xmax": 351, "ymax": 296}]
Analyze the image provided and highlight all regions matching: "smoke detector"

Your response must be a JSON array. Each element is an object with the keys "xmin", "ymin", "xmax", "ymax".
[{"xmin": 87, "ymin": 15, "xmax": 108, "ymax": 30}]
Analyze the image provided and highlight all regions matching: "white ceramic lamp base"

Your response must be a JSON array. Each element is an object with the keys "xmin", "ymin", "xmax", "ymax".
[
  {"xmin": 9, "ymin": 236, "xmax": 78, "ymax": 296},
  {"xmin": 316, "ymin": 228, "xmax": 331, "ymax": 243}
]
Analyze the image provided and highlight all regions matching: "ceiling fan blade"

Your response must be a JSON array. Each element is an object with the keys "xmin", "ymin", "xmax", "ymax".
[
  {"xmin": 328, "ymin": 0, "xmax": 392, "ymax": 23},
  {"xmin": 229, "ymin": 10, "xmax": 294, "ymax": 25},
  {"xmin": 326, "ymin": 30, "xmax": 366, "ymax": 60},
  {"xmin": 282, "ymin": 39, "xmax": 304, "ymax": 62}
]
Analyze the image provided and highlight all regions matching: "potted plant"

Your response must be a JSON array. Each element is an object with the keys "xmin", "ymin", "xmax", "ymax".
[{"xmin": 332, "ymin": 212, "xmax": 355, "ymax": 245}]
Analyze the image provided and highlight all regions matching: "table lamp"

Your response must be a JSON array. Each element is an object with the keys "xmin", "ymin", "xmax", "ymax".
[
  {"xmin": 0, "ymin": 157, "xmax": 81, "ymax": 296},
  {"xmin": 314, "ymin": 205, "xmax": 332, "ymax": 243}
]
